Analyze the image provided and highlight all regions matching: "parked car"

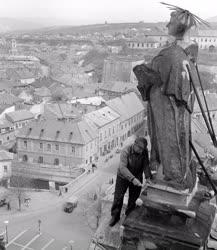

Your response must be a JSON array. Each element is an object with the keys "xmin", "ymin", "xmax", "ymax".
[{"xmin": 63, "ymin": 196, "xmax": 78, "ymax": 213}]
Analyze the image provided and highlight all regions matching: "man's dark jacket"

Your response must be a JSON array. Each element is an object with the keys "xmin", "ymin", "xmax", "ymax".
[{"xmin": 117, "ymin": 144, "xmax": 151, "ymax": 182}]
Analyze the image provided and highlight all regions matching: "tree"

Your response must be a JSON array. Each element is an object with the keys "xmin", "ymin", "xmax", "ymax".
[
  {"xmin": 8, "ymin": 176, "xmax": 30, "ymax": 211},
  {"xmin": 83, "ymin": 186, "xmax": 105, "ymax": 231}
]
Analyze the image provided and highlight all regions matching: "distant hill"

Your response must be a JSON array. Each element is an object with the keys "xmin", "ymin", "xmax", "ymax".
[
  {"xmin": 0, "ymin": 17, "xmax": 66, "ymax": 33},
  {"xmin": 21, "ymin": 22, "xmax": 167, "ymax": 35},
  {"xmin": 207, "ymin": 16, "xmax": 217, "ymax": 22}
]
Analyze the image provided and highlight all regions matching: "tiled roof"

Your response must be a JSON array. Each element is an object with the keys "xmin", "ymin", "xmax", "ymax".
[
  {"xmin": 34, "ymin": 87, "xmax": 51, "ymax": 97},
  {"xmin": 0, "ymin": 119, "xmax": 13, "ymax": 129},
  {"xmin": 106, "ymin": 96, "xmax": 130, "ymax": 122},
  {"xmin": 106, "ymin": 92, "xmax": 144, "ymax": 121},
  {"xmin": 128, "ymin": 37, "xmax": 159, "ymax": 43},
  {"xmin": 0, "ymin": 150, "xmax": 13, "ymax": 161},
  {"xmin": 106, "ymin": 55, "xmax": 144, "ymax": 62},
  {"xmin": 17, "ymin": 119, "xmax": 97, "ymax": 144},
  {"xmin": 0, "ymin": 93, "xmax": 23, "ymax": 105},
  {"xmin": 190, "ymin": 30, "xmax": 217, "ymax": 37},
  {"xmin": 100, "ymin": 81, "xmax": 137, "ymax": 93},
  {"xmin": 85, "ymin": 106, "xmax": 120, "ymax": 128},
  {"xmin": 6, "ymin": 110, "xmax": 34, "ymax": 123},
  {"xmin": 70, "ymin": 96, "xmax": 106, "ymax": 106},
  {"xmin": 44, "ymin": 103, "xmax": 82, "ymax": 119}
]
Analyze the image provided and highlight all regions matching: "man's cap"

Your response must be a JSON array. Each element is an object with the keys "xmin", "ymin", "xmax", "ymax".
[{"xmin": 134, "ymin": 137, "xmax": 147, "ymax": 148}]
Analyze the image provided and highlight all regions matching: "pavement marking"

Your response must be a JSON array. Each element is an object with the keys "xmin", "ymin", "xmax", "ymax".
[
  {"xmin": 12, "ymin": 242, "xmax": 33, "ymax": 249},
  {"xmin": 21, "ymin": 233, "xmax": 41, "ymax": 250},
  {"xmin": 41, "ymin": 238, "xmax": 55, "ymax": 250},
  {"xmin": 6, "ymin": 229, "xmax": 28, "ymax": 247}
]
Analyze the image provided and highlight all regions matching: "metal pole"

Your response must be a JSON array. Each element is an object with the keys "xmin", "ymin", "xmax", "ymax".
[
  {"xmin": 186, "ymin": 64, "xmax": 217, "ymax": 146},
  {"xmin": 5, "ymin": 225, "xmax": 8, "ymax": 244},
  {"xmin": 195, "ymin": 63, "xmax": 217, "ymax": 147},
  {"xmin": 190, "ymin": 140, "xmax": 217, "ymax": 195}
]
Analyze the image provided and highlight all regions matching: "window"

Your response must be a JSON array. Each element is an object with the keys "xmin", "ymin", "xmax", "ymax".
[
  {"xmin": 3, "ymin": 166, "xmax": 7, "ymax": 173},
  {"xmin": 23, "ymin": 155, "xmax": 28, "ymax": 162},
  {"xmin": 55, "ymin": 144, "xmax": 59, "ymax": 150},
  {"xmin": 71, "ymin": 146, "xmax": 75, "ymax": 153},
  {"xmin": 86, "ymin": 145, "xmax": 88, "ymax": 152},
  {"xmin": 24, "ymin": 140, "xmax": 27, "ymax": 148},
  {"xmin": 7, "ymin": 136, "xmax": 9, "ymax": 141},
  {"xmin": 54, "ymin": 158, "xmax": 59, "ymax": 165},
  {"xmin": 38, "ymin": 156, "xmax": 43, "ymax": 164},
  {"xmin": 47, "ymin": 144, "xmax": 51, "ymax": 152},
  {"xmin": 40, "ymin": 143, "xmax": 43, "ymax": 149}
]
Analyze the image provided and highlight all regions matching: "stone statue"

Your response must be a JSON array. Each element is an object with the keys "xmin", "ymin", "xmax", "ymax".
[{"xmin": 133, "ymin": 4, "xmax": 208, "ymax": 190}]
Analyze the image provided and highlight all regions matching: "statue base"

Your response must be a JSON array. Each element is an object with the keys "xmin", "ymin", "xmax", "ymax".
[
  {"xmin": 120, "ymin": 186, "xmax": 216, "ymax": 250},
  {"xmin": 145, "ymin": 177, "xmax": 199, "ymax": 207}
]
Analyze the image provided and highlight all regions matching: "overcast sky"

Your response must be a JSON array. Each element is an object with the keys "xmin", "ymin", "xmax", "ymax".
[{"xmin": 1, "ymin": 0, "xmax": 217, "ymax": 25}]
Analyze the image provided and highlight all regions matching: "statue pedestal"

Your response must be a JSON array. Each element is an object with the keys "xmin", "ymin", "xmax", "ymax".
[
  {"xmin": 146, "ymin": 178, "xmax": 198, "ymax": 207},
  {"xmin": 120, "ymin": 187, "xmax": 216, "ymax": 250}
]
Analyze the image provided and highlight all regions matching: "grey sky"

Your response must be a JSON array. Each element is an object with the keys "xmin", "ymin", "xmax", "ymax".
[{"xmin": 0, "ymin": 0, "xmax": 217, "ymax": 25}]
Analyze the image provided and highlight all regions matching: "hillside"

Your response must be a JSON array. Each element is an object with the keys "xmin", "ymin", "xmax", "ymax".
[{"xmin": 18, "ymin": 22, "xmax": 167, "ymax": 35}]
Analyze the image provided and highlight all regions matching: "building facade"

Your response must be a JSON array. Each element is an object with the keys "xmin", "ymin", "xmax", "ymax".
[
  {"xmin": 13, "ymin": 119, "xmax": 97, "ymax": 187},
  {"xmin": 85, "ymin": 106, "xmax": 120, "ymax": 156},
  {"xmin": 106, "ymin": 92, "xmax": 145, "ymax": 146}
]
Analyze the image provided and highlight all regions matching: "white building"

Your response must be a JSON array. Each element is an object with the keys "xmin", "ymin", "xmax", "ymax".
[
  {"xmin": 106, "ymin": 92, "xmax": 145, "ymax": 145},
  {"xmin": 84, "ymin": 106, "xmax": 120, "ymax": 156},
  {"xmin": 191, "ymin": 30, "xmax": 217, "ymax": 50}
]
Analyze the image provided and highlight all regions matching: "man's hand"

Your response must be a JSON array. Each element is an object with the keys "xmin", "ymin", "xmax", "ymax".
[{"xmin": 132, "ymin": 178, "xmax": 142, "ymax": 187}]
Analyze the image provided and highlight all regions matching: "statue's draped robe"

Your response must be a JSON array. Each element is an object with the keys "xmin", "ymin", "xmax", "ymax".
[{"xmin": 148, "ymin": 43, "xmax": 198, "ymax": 189}]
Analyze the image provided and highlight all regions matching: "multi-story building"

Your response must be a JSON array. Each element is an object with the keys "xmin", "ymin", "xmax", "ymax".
[
  {"xmin": 0, "ymin": 150, "xmax": 13, "ymax": 187},
  {"xmin": 106, "ymin": 92, "xmax": 145, "ymax": 146},
  {"xmin": 102, "ymin": 56, "xmax": 144, "ymax": 84},
  {"xmin": 0, "ymin": 119, "xmax": 15, "ymax": 145},
  {"xmin": 190, "ymin": 30, "xmax": 217, "ymax": 50},
  {"xmin": 84, "ymin": 106, "xmax": 120, "ymax": 156},
  {"xmin": 13, "ymin": 119, "xmax": 97, "ymax": 188},
  {"xmin": 127, "ymin": 37, "xmax": 161, "ymax": 49},
  {"xmin": 5, "ymin": 110, "xmax": 34, "ymax": 130}
]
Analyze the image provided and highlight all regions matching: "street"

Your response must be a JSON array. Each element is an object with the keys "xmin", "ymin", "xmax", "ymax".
[{"xmin": 0, "ymin": 154, "xmax": 120, "ymax": 250}]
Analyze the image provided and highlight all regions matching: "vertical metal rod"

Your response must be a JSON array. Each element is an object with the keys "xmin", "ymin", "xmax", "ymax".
[
  {"xmin": 195, "ymin": 63, "xmax": 217, "ymax": 146},
  {"xmin": 186, "ymin": 64, "xmax": 216, "ymax": 146},
  {"xmin": 190, "ymin": 140, "xmax": 217, "ymax": 195}
]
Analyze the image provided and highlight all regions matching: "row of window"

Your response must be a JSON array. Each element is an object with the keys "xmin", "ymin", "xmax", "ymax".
[
  {"xmin": 22, "ymin": 155, "xmax": 59, "ymax": 165},
  {"xmin": 194, "ymin": 37, "xmax": 217, "ymax": 43},
  {"xmin": 23, "ymin": 141, "xmax": 75, "ymax": 153},
  {"xmin": 129, "ymin": 43, "xmax": 156, "ymax": 48}
]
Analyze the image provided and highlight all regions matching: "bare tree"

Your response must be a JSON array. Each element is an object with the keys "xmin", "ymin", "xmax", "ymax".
[
  {"xmin": 8, "ymin": 176, "xmax": 30, "ymax": 211},
  {"xmin": 83, "ymin": 185, "xmax": 105, "ymax": 231}
]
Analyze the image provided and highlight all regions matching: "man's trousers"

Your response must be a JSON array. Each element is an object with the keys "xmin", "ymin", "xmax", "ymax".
[{"xmin": 111, "ymin": 175, "xmax": 142, "ymax": 220}]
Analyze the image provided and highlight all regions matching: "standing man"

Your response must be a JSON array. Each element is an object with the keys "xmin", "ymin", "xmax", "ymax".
[{"xmin": 109, "ymin": 137, "xmax": 152, "ymax": 227}]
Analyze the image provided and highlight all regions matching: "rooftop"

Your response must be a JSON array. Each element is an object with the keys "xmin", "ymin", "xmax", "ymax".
[
  {"xmin": 17, "ymin": 119, "xmax": 97, "ymax": 144},
  {"xmin": 85, "ymin": 106, "xmax": 120, "ymax": 128},
  {"xmin": 0, "ymin": 150, "xmax": 13, "ymax": 161},
  {"xmin": 6, "ymin": 110, "xmax": 34, "ymax": 123}
]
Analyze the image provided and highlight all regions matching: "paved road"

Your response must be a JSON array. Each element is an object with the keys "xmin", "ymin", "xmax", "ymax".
[{"xmin": 0, "ymin": 158, "xmax": 119, "ymax": 250}]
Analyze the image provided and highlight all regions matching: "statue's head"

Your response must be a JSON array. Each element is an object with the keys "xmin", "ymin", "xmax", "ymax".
[
  {"xmin": 166, "ymin": 11, "xmax": 192, "ymax": 39},
  {"xmin": 162, "ymin": 2, "xmax": 209, "ymax": 39}
]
